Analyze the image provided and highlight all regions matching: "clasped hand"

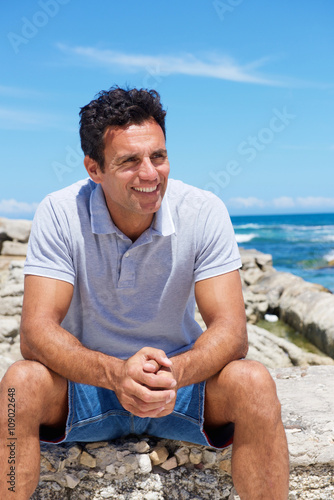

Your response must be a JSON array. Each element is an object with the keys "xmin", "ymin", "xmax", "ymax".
[{"xmin": 115, "ymin": 347, "xmax": 177, "ymax": 418}]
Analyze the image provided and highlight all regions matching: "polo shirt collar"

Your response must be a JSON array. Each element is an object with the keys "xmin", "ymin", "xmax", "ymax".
[
  {"xmin": 151, "ymin": 192, "xmax": 175, "ymax": 236},
  {"xmin": 90, "ymin": 183, "xmax": 175, "ymax": 237}
]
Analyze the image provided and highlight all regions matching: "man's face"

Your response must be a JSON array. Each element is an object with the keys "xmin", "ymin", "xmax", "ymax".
[{"xmin": 86, "ymin": 119, "xmax": 170, "ymax": 237}]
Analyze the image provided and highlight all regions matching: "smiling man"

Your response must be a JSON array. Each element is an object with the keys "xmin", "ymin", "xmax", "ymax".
[{"xmin": 0, "ymin": 87, "xmax": 289, "ymax": 499}]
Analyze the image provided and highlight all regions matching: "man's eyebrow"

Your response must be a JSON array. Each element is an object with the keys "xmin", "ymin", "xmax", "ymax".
[
  {"xmin": 115, "ymin": 149, "xmax": 167, "ymax": 163},
  {"xmin": 151, "ymin": 148, "xmax": 168, "ymax": 155},
  {"xmin": 115, "ymin": 153, "xmax": 139, "ymax": 163}
]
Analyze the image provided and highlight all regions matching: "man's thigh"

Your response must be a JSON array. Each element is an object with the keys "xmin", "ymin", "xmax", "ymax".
[{"xmin": 45, "ymin": 380, "xmax": 234, "ymax": 449}]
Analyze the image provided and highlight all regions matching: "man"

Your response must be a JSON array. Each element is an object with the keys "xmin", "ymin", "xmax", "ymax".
[{"xmin": 0, "ymin": 87, "xmax": 289, "ymax": 499}]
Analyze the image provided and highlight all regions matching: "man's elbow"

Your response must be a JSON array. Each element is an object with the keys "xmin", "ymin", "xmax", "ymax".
[
  {"xmin": 238, "ymin": 324, "xmax": 249, "ymax": 359},
  {"xmin": 240, "ymin": 337, "xmax": 249, "ymax": 359},
  {"xmin": 19, "ymin": 322, "xmax": 37, "ymax": 361}
]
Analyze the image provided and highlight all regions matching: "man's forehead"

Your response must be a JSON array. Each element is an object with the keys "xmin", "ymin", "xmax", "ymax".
[{"xmin": 103, "ymin": 119, "xmax": 165, "ymax": 152}]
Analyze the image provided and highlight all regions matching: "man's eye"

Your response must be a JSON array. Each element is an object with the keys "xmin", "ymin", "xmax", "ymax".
[{"xmin": 152, "ymin": 153, "xmax": 166, "ymax": 160}]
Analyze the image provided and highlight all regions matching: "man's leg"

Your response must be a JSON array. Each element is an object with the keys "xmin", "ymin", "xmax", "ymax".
[
  {"xmin": 0, "ymin": 360, "xmax": 68, "ymax": 500},
  {"xmin": 205, "ymin": 359, "xmax": 289, "ymax": 500}
]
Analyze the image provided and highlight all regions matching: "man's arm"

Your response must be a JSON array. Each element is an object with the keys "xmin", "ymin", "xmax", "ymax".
[
  {"xmin": 171, "ymin": 269, "xmax": 248, "ymax": 388},
  {"xmin": 20, "ymin": 275, "xmax": 176, "ymax": 417}
]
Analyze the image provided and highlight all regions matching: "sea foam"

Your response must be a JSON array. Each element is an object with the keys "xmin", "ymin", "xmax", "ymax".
[{"xmin": 235, "ymin": 233, "xmax": 256, "ymax": 243}]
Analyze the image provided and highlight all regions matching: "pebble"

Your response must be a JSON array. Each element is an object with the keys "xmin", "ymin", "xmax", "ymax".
[
  {"xmin": 175, "ymin": 446, "xmax": 190, "ymax": 466},
  {"xmin": 189, "ymin": 448, "xmax": 202, "ymax": 464},
  {"xmin": 79, "ymin": 451, "xmax": 97, "ymax": 468},
  {"xmin": 134, "ymin": 440, "xmax": 150, "ymax": 453},
  {"xmin": 149, "ymin": 446, "xmax": 169, "ymax": 465},
  {"xmin": 160, "ymin": 456, "xmax": 178, "ymax": 470}
]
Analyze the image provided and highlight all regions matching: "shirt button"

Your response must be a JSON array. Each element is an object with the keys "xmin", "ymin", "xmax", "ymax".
[{"xmin": 125, "ymin": 252, "xmax": 130, "ymax": 258}]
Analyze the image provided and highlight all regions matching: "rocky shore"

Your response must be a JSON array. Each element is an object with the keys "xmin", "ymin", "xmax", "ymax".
[{"xmin": 0, "ymin": 217, "xmax": 333, "ymax": 499}]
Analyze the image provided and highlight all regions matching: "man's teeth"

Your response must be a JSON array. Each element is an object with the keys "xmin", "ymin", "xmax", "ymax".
[{"xmin": 133, "ymin": 186, "xmax": 157, "ymax": 193}]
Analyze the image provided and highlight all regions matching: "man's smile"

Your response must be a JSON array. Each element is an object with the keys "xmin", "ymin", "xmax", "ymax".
[{"xmin": 132, "ymin": 185, "xmax": 158, "ymax": 193}]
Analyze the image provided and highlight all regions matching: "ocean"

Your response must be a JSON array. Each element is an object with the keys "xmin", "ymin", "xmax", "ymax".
[{"xmin": 231, "ymin": 213, "xmax": 334, "ymax": 293}]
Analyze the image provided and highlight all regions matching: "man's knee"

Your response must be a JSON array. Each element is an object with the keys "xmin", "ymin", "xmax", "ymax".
[
  {"xmin": 1, "ymin": 360, "xmax": 67, "ymax": 424},
  {"xmin": 216, "ymin": 360, "xmax": 281, "ymax": 421}
]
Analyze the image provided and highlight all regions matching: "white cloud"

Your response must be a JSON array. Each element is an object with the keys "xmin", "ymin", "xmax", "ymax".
[
  {"xmin": 228, "ymin": 197, "xmax": 267, "ymax": 208},
  {"xmin": 273, "ymin": 196, "xmax": 295, "ymax": 208},
  {"xmin": 56, "ymin": 44, "xmax": 283, "ymax": 86},
  {"xmin": 0, "ymin": 199, "xmax": 39, "ymax": 214},
  {"xmin": 296, "ymin": 197, "xmax": 334, "ymax": 208}
]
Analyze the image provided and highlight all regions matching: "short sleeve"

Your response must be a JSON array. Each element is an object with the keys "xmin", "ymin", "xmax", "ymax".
[
  {"xmin": 24, "ymin": 196, "xmax": 75, "ymax": 285},
  {"xmin": 194, "ymin": 194, "xmax": 241, "ymax": 282}
]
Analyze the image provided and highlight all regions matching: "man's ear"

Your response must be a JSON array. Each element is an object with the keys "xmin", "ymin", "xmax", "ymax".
[{"xmin": 84, "ymin": 156, "xmax": 103, "ymax": 183}]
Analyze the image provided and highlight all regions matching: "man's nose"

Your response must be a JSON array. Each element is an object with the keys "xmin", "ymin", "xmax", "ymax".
[{"xmin": 139, "ymin": 158, "xmax": 158, "ymax": 180}]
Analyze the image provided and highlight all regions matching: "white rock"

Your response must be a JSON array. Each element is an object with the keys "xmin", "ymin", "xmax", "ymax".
[
  {"xmin": 264, "ymin": 313, "xmax": 279, "ymax": 322},
  {"xmin": 1, "ymin": 241, "xmax": 28, "ymax": 257},
  {"xmin": 0, "ymin": 317, "xmax": 20, "ymax": 338},
  {"xmin": 137, "ymin": 453, "xmax": 152, "ymax": 473}
]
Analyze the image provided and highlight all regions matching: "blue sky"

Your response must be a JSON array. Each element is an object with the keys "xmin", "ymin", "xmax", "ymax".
[{"xmin": 1, "ymin": 0, "xmax": 333, "ymax": 218}]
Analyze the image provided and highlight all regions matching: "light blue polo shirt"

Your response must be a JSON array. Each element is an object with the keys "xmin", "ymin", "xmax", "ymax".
[{"xmin": 24, "ymin": 178, "xmax": 241, "ymax": 359}]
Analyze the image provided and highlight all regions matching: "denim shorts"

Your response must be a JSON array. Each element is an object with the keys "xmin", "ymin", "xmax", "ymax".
[{"xmin": 40, "ymin": 380, "xmax": 234, "ymax": 450}]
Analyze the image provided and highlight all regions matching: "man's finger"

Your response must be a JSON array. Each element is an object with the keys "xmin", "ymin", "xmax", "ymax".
[
  {"xmin": 141, "ymin": 370, "xmax": 177, "ymax": 390},
  {"xmin": 134, "ymin": 383, "xmax": 176, "ymax": 405},
  {"xmin": 143, "ymin": 359, "xmax": 160, "ymax": 373}
]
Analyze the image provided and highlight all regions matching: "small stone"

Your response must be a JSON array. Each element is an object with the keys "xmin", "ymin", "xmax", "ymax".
[
  {"xmin": 117, "ymin": 464, "xmax": 127, "ymax": 475},
  {"xmin": 93, "ymin": 447, "xmax": 116, "ymax": 469},
  {"xmin": 175, "ymin": 446, "xmax": 190, "ymax": 466},
  {"xmin": 134, "ymin": 440, "xmax": 150, "ymax": 453},
  {"xmin": 85, "ymin": 441, "xmax": 109, "ymax": 450},
  {"xmin": 79, "ymin": 451, "xmax": 96, "ymax": 468},
  {"xmin": 137, "ymin": 453, "xmax": 152, "ymax": 473},
  {"xmin": 106, "ymin": 463, "xmax": 117, "ymax": 475},
  {"xmin": 123, "ymin": 453, "xmax": 139, "ymax": 470},
  {"xmin": 189, "ymin": 447, "xmax": 202, "ymax": 464},
  {"xmin": 65, "ymin": 444, "xmax": 82, "ymax": 466},
  {"xmin": 116, "ymin": 450, "xmax": 131, "ymax": 461},
  {"xmin": 65, "ymin": 473, "xmax": 81, "ymax": 489},
  {"xmin": 203, "ymin": 450, "xmax": 216, "ymax": 466},
  {"xmin": 149, "ymin": 446, "xmax": 169, "ymax": 465},
  {"xmin": 220, "ymin": 459, "xmax": 232, "ymax": 475},
  {"xmin": 161, "ymin": 456, "xmax": 178, "ymax": 470}
]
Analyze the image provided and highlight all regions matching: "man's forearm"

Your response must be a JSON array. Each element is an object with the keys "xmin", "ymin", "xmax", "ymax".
[
  {"xmin": 20, "ymin": 319, "xmax": 122, "ymax": 391},
  {"xmin": 171, "ymin": 318, "xmax": 248, "ymax": 388}
]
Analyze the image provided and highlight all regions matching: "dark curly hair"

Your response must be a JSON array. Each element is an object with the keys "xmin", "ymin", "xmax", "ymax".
[{"xmin": 79, "ymin": 86, "xmax": 167, "ymax": 171}]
